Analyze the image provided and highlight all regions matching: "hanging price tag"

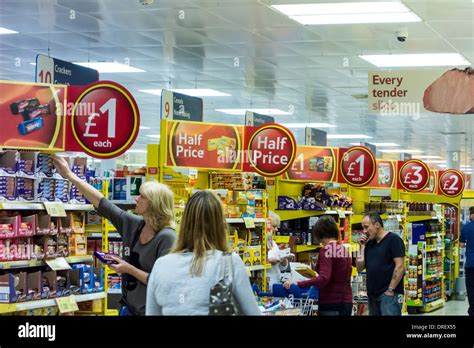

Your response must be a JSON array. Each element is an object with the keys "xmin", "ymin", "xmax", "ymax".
[
  {"xmin": 55, "ymin": 295, "xmax": 79, "ymax": 313},
  {"xmin": 1, "ymin": 262, "xmax": 11, "ymax": 269},
  {"xmin": 243, "ymin": 217, "xmax": 255, "ymax": 229},
  {"xmin": 396, "ymin": 215, "xmax": 402, "ymax": 222},
  {"xmin": 46, "ymin": 257, "xmax": 71, "ymax": 271},
  {"xmin": 43, "ymin": 202, "xmax": 67, "ymax": 217},
  {"xmin": 337, "ymin": 210, "xmax": 345, "ymax": 218}
]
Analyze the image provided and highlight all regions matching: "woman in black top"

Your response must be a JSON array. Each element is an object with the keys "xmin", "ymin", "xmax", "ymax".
[{"xmin": 52, "ymin": 156, "xmax": 176, "ymax": 315}]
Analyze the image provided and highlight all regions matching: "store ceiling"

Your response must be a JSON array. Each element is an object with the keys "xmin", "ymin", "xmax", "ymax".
[{"xmin": 0, "ymin": 0, "xmax": 473, "ymax": 167}]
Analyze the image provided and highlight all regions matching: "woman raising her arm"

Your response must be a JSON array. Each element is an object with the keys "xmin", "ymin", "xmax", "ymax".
[{"xmin": 52, "ymin": 156, "xmax": 176, "ymax": 315}]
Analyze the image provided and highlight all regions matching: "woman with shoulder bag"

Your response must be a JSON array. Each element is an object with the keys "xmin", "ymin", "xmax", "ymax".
[
  {"xmin": 283, "ymin": 215, "xmax": 353, "ymax": 316},
  {"xmin": 52, "ymin": 156, "xmax": 176, "ymax": 316},
  {"xmin": 146, "ymin": 190, "xmax": 261, "ymax": 315}
]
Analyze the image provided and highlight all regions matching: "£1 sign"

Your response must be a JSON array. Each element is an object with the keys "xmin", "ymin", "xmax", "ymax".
[
  {"xmin": 439, "ymin": 170, "xmax": 464, "ymax": 197},
  {"xmin": 398, "ymin": 160, "xmax": 430, "ymax": 192},
  {"xmin": 339, "ymin": 146, "xmax": 376, "ymax": 186}
]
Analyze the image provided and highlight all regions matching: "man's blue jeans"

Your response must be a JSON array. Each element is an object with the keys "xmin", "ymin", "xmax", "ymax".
[{"xmin": 368, "ymin": 293, "xmax": 403, "ymax": 316}]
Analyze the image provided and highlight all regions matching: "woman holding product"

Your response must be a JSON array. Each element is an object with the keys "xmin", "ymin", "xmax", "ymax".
[
  {"xmin": 146, "ymin": 190, "xmax": 261, "ymax": 315},
  {"xmin": 52, "ymin": 155, "xmax": 176, "ymax": 316},
  {"xmin": 266, "ymin": 210, "xmax": 292, "ymax": 288},
  {"xmin": 284, "ymin": 216, "xmax": 352, "ymax": 316}
]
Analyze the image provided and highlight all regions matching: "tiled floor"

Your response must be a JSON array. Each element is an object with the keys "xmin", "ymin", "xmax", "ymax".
[{"xmin": 419, "ymin": 298, "xmax": 469, "ymax": 316}]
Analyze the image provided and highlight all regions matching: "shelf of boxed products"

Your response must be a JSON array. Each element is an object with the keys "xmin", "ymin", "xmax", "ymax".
[
  {"xmin": 276, "ymin": 209, "xmax": 353, "ymax": 222},
  {"xmin": 226, "ymin": 218, "xmax": 266, "ymax": 224},
  {"xmin": 0, "ymin": 255, "xmax": 93, "ymax": 270},
  {"xmin": 0, "ymin": 292, "xmax": 106, "ymax": 314},
  {"xmin": 0, "ymin": 203, "xmax": 94, "ymax": 211}
]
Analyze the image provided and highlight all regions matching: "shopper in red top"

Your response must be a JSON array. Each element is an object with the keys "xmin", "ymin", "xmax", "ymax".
[{"xmin": 283, "ymin": 216, "xmax": 353, "ymax": 316}]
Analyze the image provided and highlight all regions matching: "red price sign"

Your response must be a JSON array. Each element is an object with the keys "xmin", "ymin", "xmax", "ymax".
[
  {"xmin": 245, "ymin": 124, "xmax": 296, "ymax": 177},
  {"xmin": 70, "ymin": 81, "xmax": 139, "ymax": 159},
  {"xmin": 339, "ymin": 146, "xmax": 376, "ymax": 186},
  {"xmin": 398, "ymin": 160, "xmax": 430, "ymax": 192},
  {"xmin": 439, "ymin": 170, "xmax": 464, "ymax": 197}
]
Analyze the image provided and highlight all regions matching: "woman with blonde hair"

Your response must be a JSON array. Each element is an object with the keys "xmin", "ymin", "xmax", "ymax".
[
  {"xmin": 52, "ymin": 156, "xmax": 176, "ymax": 316},
  {"xmin": 146, "ymin": 190, "xmax": 261, "ymax": 315}
]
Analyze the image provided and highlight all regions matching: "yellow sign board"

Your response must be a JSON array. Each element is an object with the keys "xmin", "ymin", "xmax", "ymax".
[
  {"xmin": 43, "ymin": 202, "xmax": 67, "ymax": 217},
  {"xmin": 243, "ymin": 217, "xmax": 255, "ymax": 229},
  {"xmin": 55, "ymin": 296, "xmax": 79, "ymax": 313}
]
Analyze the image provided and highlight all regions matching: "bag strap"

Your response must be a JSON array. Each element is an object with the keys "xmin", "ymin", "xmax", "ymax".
[{"xmin": 219, "ymin": 252, "xmax": 233, "ymax": 285}]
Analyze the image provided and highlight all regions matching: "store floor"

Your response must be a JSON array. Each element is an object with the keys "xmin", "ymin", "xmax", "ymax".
[{"xmin": 415, "ymin": 298, "xmax": 469, "ymax": 316}]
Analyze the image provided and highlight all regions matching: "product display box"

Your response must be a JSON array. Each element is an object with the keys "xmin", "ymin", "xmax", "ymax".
[
  {"xmin": 0, "ymin": 176, "xmax": 17, "ymax": 201},
  {"xmin": 0, "ymin": 216, "xmax": 18, "ymax": 239},
  {"xmin": 0, "ymin": 150, "xmax": 19, "ymax": 176}
]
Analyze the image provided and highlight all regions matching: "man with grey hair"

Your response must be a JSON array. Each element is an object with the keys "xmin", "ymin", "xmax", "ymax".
[{"xmin": 356, "ymin": 212, "xmax": 405, "ymax": 315}]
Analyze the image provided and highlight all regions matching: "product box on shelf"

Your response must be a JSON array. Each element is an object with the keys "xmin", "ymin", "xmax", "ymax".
[
  {"xmin": 69, "ymin": 233, "xmax": 87, "ymax": 256},
  {"xmin": 0, "ymin": 238, "xmax": 14, "ymax": 261},
  {"xmin": 16, "ymin": 177, "xmax": 36, "ymax": 202},
  {"xmin": 27, "ymin": 271, "xmax": 42, "ymax": 301},
  {"xmin": 69, "ymin": 183, "xmax": 86, "ymax": 204},
  {"xmin": 112, "ymin": 178, "xmax": 127, "ymax": 201},
  {"xmin": 37, "ymin": 177, "xmax": 56, "ymax": 202},
  {"xmin": 72, "ymin": 264, "xmax": 96, "ymax": 294},
  {"xmin": 18, "ymin": 215, "xmax": 36, "ymax": 237},
  {"xmin": 15, "ymin": 272, "xmax": 28, "ymax": 302},
  {"xmin": 86, "ymin": 211, "xmax": 100, "ymax": 225},
  {"xmin": 17, "ymin": 152, "xmax": 37, "ymax": 178},
  {"xmin": 35, "ymin": 213, "xmax": 58, "ymax": 235},
  {"xmin": 249, "ymin": 245, "xmax": 262, "ymax": 266},
  {"xmin": 0, "ymin": 216, "xmax": 18, "ymax": 239},
  {"xmin": 242, "ymin": 247, "xmax": 252, "ymax": 267},
  {"xmin": 71, "ymin": 213, "xmax": 85, "ymax": 234},
  {"xmin": 56, "ymin": 270, "xmax": 69, "ymax": 297},
  {"xmin": 42, "ymin": 270, "xmax": 57, "ymax": 299},
  {"xmin": 36, "ymin": 153, "xmax": 56, "ymax": 178},
  {"xmin": 0, "ymin": 176, "xmax": 17, "ymax": 201},
  {"xmin": 54, "ymin": 178, "xmax": 69, "ymax": 203},
  {"xmin": 277, "ymin": 196, "xmax": 302, "ymax": 210},
  {"xmin": 41, "ymin": 235, "xmax": 58, "ymax": 259},
  {"xmin": 0, "ymin": 150, "xmax": 19, "ymax": 176},
  {"xmin": 68, "ymin": 268, "xmax": 83, "ymax": 295},
  {"xmin": 15, "ymin": 237, "xmax": 32, "ymax": 260},
  {"xmin": 130, "ymin": 176, "xmax": 143, "ymax": 197},
  {"xmin": 56, "ymin": 234, "xmax": 68, "ymax": 257},
  {"xmin": 0, "ymin": 273, "xmax": 17, "ymax": 303}
]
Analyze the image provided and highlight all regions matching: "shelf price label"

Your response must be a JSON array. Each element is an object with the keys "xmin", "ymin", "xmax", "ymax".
[
  {"xmin": 244, "ymin": 217, "xmax": 255, "ymax": 229},
  {"xmin": 43, "ymin": 202, "xmax": 67, "ymax": 217},
  {"xmin": 438, "ymin": 170, "xmax": 464, "ymax": 197},
  {"xmin": 55, "ymin": 296, "xmax": 79, "ymax": 313},
  {"xmin": 398, "ymin": 160, "xmax": 430, "ymax": 192},
  {"xmin": 339, "ymin": 146, "xmax": 376, "ymax": 186}
]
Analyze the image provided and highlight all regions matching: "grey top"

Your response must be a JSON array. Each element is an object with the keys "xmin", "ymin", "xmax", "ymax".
[
  {"xmin": 146, "ymin": 250, "xmax": 262, "ymax": 315},
  {"xmin": 98, "ymin": 198, "xmax": 176, "ymax": 315}
]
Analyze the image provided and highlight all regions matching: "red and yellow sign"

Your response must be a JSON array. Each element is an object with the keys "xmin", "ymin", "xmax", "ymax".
[
  {"xmin": 438, "ymin": 170, "xmax": 464, "ymax": 197},
  {"xmin": 339, "ymin": 146, "xmax": 376, "ymax": 187},
  {"xmin": 365, "ymin": 160, "xmax": 397, "ymax": 188},
  {"xmin": 0, "ymin": 80, "xmax": 66, "ymax": 151},
  {"xmin": 165, "ymin": 120, "xmax": 243, "ymax": 171},
  {"xmin": 243, "ymin": 124, "xmax": 296, "ymax": 177},
  {"xmin": 398, "ymin": 159, "xmax": 430, "ymax": 192},
  {"xmin": 66, "ymin": 80, "xmax": 140, "ymax": 159},
  {"xmin": 283, "ymin": 145, "xmax": 338, "ymax": 182}
]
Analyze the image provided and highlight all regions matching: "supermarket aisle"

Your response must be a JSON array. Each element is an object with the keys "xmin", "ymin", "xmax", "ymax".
[{"xmin": 422, "ymin": 299, "xmax": 469, "ymax": 316}]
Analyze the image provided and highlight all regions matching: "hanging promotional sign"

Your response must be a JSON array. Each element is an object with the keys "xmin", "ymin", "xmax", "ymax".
[
  {"xmin": 438, "ymin": 169, "xmax": 465, "ymax": 197},
  {"xmin": 244, "ymin": 111, "xmax": 274, "ymax": 126},
  {"xmin": 339, "ymin": 146, "xmax": 376, "ymax": 187},
  {"xmin": 35, "ymin": 54, "xmax": 99, "ymax": 85},
  {"xmin": 160, "ymin": 90, "xmax": 203, "ymax": 122},
  {"xmin": 397, "ymin": 159, "xmax": 430, "ymax": 192},
  {"xmin": 0, "ymin": 80, "xmax": 66, "ymax": 151},
  {"xmin": 65, "ymin": 80, "xmax": 140, "ymax": 159},
  {"xmin": 164, "ymin": 120, "xmax": 243, "ymax": 171},
  {"xmin": 283, "ymin": 145, "xmax": 337, "ymax": 182},
  {"xmin": 368, "ymin": 68, "xmax": 474, "ymax": 116},
  {"xmin": 243, "ymin": 124, "xmax": 297, "ymax": 177},
  {"xmin": 365, "ymin": 160, "xmax": 396, "ymax": 188}
]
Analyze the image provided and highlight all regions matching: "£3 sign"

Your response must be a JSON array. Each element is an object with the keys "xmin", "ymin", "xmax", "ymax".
[{"xmin": 398, "ymin": 159, "xmax": 430, "ymax": 192}]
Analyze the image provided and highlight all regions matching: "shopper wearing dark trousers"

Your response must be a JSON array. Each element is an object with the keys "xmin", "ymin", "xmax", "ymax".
[
  {"xmin": 356, "ymin": 212, "xmax": 405, "ymax": 316},
  {"xmin": 460, "ymin": 207, "xmax": 474, "ymax": 316},
  {"xmin": 283, "ymin": 216, "xmax": 353, "ymax": 316}
]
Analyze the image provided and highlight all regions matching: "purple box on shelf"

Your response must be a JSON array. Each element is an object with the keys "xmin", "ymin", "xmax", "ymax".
[
  {"xmin": 277, "ymin": 196, "xmax": 302, "ymax": 210},
  {"xmin": 302, "ymin": 197, "xmax": 326, "ymax": 211}
]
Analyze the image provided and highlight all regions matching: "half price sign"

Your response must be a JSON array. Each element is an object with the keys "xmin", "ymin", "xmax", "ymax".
[
  {"xmin": 339, "ymin": 146, "xmax": 376, "ymax": 187},
  {"xmin": 438, "ymin": 170, "xmax": 464, "ymax": 197},
  {"xmin": 398, "ymin": 159, "xmax": 430, "ymax": 192}
]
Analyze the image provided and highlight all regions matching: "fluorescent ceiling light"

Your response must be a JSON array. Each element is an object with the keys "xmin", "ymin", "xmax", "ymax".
[
  {"xmin": 145, "ymin": 134, "xmax": 161, "ymax": 139},
  {"xmin": 327, "ymin": 134, "xmax": 372, "ymax": 139},
  {"xmin": 281, "ymin": 123, "xmax": 336, "ymax": 128},
  {"xmin": 424, "ymin": 160, "xmax": 446, "ymax": 164},
  {"xmin": 272, "ymin": 2, "xmax": 421, "ymax": 25},
  {"xmin": 216, "ymin": 109, "xmax": 291, "ymax": 116},
  {"xmin": 139, "ymin": 126, "xmax": 151, "ymax": 130},
  {"xmin": 350, "ymin": 142, "xmax": 400, "ymax": 147},
  {"xmin": 127, "ymin": 149, "xmax": 147, "ymax": 153},
  {"xmin": 415, "ymin": 155, "xmax": 442, "ymax": 159},
  {"xmin": 0, "ymin": 27, "xmax": 18, "ymax": 34},
  {"xmin": 140, "ymin": 89, "xmax": 231, "ymax": 97},
  {"xmin": 74, "ymin": 61, "xmax": 145, "ymax": 73},
  {"xmin": 380, "ymin": 149, "xmax": 423, "ymax": 153},
  {"xmin": 359, "ymin": 53, "xmax": 470, "ymax": 67}
]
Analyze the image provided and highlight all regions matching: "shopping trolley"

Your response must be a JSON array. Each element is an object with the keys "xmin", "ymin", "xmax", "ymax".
[{"xmin": 253, "ymin": 284, "xmax": 318, "ymax": 316}]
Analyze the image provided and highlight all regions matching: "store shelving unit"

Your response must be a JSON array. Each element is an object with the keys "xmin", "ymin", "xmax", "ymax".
[{"xmin": 0, "ymin": 255, "xmax": 92, "ymax": 270}]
